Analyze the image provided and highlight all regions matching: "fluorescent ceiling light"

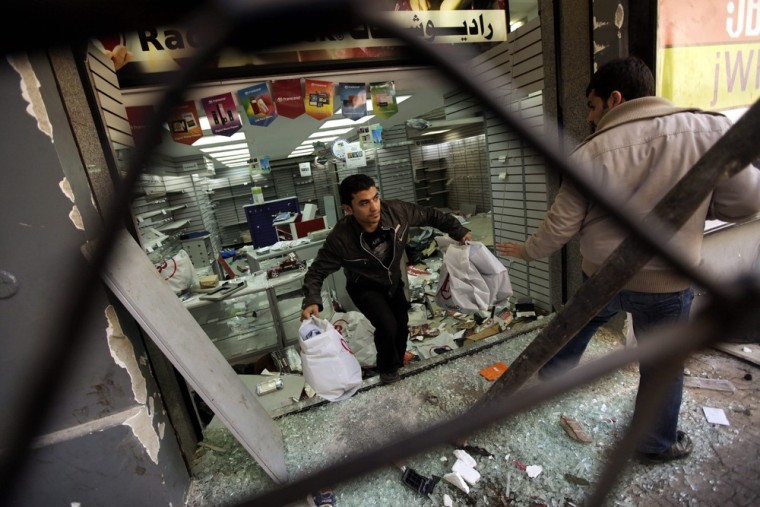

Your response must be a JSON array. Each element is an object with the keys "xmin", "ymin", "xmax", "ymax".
[
  {"xmin": 301, "ymin": 136, "xmax": 338, "ymax": 145},
  {"xmin": 421, "ymin": 129, "xmax": 452, "ymax": 136},
  {"xmin": 309, "ymin": 127, "xmax": 353, "ymax": 138},
  {"xmin": 288, "ymin": 152, "xmax": 313, "ymax": 158},
  {"xmin": 192, "ymin": 131, "xmax": 246, "ymax": 146},
  {"xmin": 199, "ymin": 143, "xmax": 249, "ymax": 153},
  {"xmin": 221, "ymin": 158, "xmax": 250, "ymax": 165},
  {"xmin": 209, "ymin": 148, "xmax": 250, "ymax": 158},
  {"xmin": 320, "ymin": 115, "xmax": 375, "ymax": 129}
]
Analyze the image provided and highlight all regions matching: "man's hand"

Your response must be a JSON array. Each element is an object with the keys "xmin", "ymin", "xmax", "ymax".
[
  {"xmin": 460, "ymin": 232, "xmax": 473, "ymax": 244},
  {"xmin": 301, "ymin": 304, "xmax": 319, "ymax": 321},
  {"xmin": 496, "ymin": 242, "xmax": 529, "ymax": 260}
]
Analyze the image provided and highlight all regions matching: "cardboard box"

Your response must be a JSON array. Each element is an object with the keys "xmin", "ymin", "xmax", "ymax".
[{"xmin": 199, "ymin": 275, "xmax": 219, "ymax": 289}]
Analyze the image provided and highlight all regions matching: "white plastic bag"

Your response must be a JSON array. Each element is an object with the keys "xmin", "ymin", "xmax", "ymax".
[
  {"xmin": 331, "ymin": 311, "xmax": 377, "ymax": 368},
  {"xmin": 436, "ymin": 242, "xmax": 512, "ymax": 313},
  {"xmin": 156, "ymin": 249, "xmax": 197, "ymax": 294},
  {"xmin": 298, "ymin": 317, "xmax": 363, "ymax": 402}
]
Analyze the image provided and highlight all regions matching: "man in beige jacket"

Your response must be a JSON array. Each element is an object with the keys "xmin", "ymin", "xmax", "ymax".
[{"xmin": 498, "ymin": 56, "xmax": 760, "ymax": 464}]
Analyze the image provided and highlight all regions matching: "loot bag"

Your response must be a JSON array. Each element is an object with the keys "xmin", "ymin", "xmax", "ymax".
[
  {"xmin": 331, "ymin": 311, "xmax": 377, "ymax": 368},
  {"xmin": 468, "ymin": 242, "xmax": 512, "ymax": 308},
  {"xmin": 298, "ymin": 317, "xmax": 363, "ymax": 402},
  {"xmin": 436, "ymin": 242, "xmax": 512, "ymax": 313},
  {"xmin": 156, "ymin": 249, "xmax": 197, "ymax": 294}
]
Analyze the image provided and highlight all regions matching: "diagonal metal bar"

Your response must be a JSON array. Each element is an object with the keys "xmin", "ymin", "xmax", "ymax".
[{"xmin": 476, "ymin": 97, "xmax": 760, "ymax": 407}]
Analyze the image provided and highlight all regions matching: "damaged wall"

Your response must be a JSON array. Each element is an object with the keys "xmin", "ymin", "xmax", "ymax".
[{"xmin": 0, "ymin": 51, "xmax": 189, "ymax": 505}]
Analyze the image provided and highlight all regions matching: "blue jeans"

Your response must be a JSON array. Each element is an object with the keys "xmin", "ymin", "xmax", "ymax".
[{"xmin": 540, "ymin": 284, "xmax": 694, "ymax": 454}]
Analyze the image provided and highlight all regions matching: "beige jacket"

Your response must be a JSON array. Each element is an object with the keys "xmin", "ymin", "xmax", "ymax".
[{"xmin": 524, "ymin": 96, "xmax": 760, "ymax": 292}]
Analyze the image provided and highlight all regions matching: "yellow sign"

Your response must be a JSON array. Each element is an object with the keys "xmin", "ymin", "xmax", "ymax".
[{"xmin": 657, "ymin": 43, "xmax": 760, "ymax": 111}]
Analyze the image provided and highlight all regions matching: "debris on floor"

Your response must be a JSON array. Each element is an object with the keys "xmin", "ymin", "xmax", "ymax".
[{"xmin": 559, "ymin": 414, "xmax": 593, "ymax": 444}]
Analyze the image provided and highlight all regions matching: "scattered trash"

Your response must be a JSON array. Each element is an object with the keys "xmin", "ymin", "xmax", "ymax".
[
  {"xmin": 564, "ymin": 473, "xmax": 590, "ymax": 486},
  {"xmin": 683, "ymin": 376, "xmax": 737, "ymax": 393},
  {"xmin": 559, "ymin": 415, "xmax": 592, "ymax": 444},
  {"xmin": 526, "ymin": 465, "xmax": 543, "ymax": 478},
  {"xmin": 452, "ymin": 459, "xmax": 481, "ymax": 485},
  {"xmin": 399, "ymin": 466, "xmax": 441, "ymax": 496},
  {"xmin": 461, "ymin": 445, "xmax": 494, "ymax": 458},
  {"xmin": 742, "ymin": 346, "xmax": 753, "ymax": 353},
  {"xmin": 514, "ymin": 459, "xmax": 527, "ymax": 471},
  {"xmin": 453, "ymin": 449, "xmax": 477, "ymax": 467},
  {"xmin": 443, "ymin": 493, "xmax": 453, "ymax": 507},
  {"xmin": 479, "ymin": 361, "xmax": 509, "ymax": 381},
  {"xmin": 198, "ymin": 441, "xmax": 226, "ymax": 453},
  {"xmin": 703, "ymin": 406, "xmax": 730, "ymax": 426},
  {"xmin": 440, "ymin": 456, "xmax": 448, "ymax": 463},
  {"xmin": 443, "ymin": 472, "xmax": 469, "ymax": 494}
]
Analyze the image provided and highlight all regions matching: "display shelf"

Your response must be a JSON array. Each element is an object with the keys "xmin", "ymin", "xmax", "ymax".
[{"xmin": 157, "ymin": 218, "xmax": 190, "ymax": 232}]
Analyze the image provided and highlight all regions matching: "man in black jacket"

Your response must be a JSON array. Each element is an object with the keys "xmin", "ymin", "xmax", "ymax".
[{"xmin": 301, "ymin": 174, "xmax": 471, "ymax": 383}]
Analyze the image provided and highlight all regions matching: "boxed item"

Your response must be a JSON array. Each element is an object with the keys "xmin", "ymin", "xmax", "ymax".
[{"xmin": 199, "ymin": 274, "xmax": 219, "ymax": 289}]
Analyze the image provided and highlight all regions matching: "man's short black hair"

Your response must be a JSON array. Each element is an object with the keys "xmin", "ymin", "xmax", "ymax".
[
  {"xmin": 586, "ymin": 56, "xmax": 655, "ymax": 101},
  {"xmin": 339, "ymin": 174, "xmax": 376, "ymax": 205}
]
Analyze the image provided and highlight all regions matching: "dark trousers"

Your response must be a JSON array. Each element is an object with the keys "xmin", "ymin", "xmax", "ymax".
[
  {"xmin": 346, "ymin": 282, "xmax": 410, "ymax": 374},
  {"xmin": 540, "ymin": 283, "xmax": 694, "ymax": 454}
]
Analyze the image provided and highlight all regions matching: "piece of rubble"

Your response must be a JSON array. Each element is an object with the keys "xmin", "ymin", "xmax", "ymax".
[
  {"xmin": 453, "ymin": 449, "xmax": 477, "ymax": 468},
  {"xmin": 683, "ymin": 376, "xmax": 736, "ymax": 393},
  {"xmin": 443, "ymin": 472, "xmax": 469, "ymax": 494},
  {"xmin": 452, "ymin": 459, "xmax": 481, "ymax": 485},
  {"xmin": 526, "ymin": 465, "xmax": 543, "ymax": 478},
  {"xmin": 559, "ymin": 414, "xmax": 592, "ymax": 444},
  {"xmin": 443, "ymin": 494, "xmax": 453, "ymax": 507}
]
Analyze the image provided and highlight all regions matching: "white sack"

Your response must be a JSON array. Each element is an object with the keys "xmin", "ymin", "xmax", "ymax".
[
  {"xmin": 436, "ymin": 242, "xmax": 512, "ymax": 313},
  {"xmin": 330, "ymin": 311, "xmax": 377, "ymax": 368},
  {"xmin": 298, "ymin": 317, "xmax": 362, "ymax": 402}
]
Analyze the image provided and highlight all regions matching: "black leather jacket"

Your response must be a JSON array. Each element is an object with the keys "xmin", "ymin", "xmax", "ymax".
[{"xmin": 301, "ymin": 199, "xmax": 470, "ymax": 310}]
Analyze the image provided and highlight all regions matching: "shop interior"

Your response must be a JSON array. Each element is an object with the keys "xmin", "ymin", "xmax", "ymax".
[{"xmin": 124, "ymin": 63, "xmax": 508, "ymax": 392}]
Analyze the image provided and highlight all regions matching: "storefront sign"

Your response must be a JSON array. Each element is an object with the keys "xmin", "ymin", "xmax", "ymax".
[
  {"xmin": 93, "ymin": 8, "xmax": 507, "ymax": 87},
  {"xmin": 657, "ymin": 0, "xmax": 760, "ymax": 111}
]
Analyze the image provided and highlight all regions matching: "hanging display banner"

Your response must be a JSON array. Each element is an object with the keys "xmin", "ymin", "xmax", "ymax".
[
  {"xmin": 238, "ymin": 82, "xmax": 278, "ymax": 127},
  {"xmin": 338, "ymin": 82, "xmax": 368, "ymax": 121},
  {"xmin": 271, "ymin": 78, "xmax": 305, "ymax": 119},
  {"xmin": 345, "ymin": 141, "xmax": 367, "ymax": 169},
  {"xmin": 125, "ymin": 105, "xmax": 161, "ymax": 148},
  {"xmin": 657, "ymin": 0, "xmax": 760, "ymax": 111},
  {"xmin": 369, "ymin": 81, "xmax": 398, "ymax": 119},
  {"xmin": 168, "ymin": 101, "xmax": 203, "ymax": 145},
  {"xmin": 200, "ymin": 92, "xmax": 242, "ymax": 137},
  {"xmin": 304, "ymin": 79, "xmax": 335, "ymax": 120}
]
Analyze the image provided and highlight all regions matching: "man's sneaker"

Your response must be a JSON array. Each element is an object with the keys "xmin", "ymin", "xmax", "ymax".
[
  {"xmin": 379, "ymin": 370, "xmax": 400, "ymax": 384},
  {"xmin": 637, "ymin": 430, "xmax": 693, "ymax": 464},
  {"xmin": 307, "ymin": 487, "xmax": 336, "ymax": 507}
]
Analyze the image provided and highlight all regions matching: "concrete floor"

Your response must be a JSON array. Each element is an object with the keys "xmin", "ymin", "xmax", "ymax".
[{"xmin": 185, "ymin": 319, "xmax": 760, "ymax": 506}]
